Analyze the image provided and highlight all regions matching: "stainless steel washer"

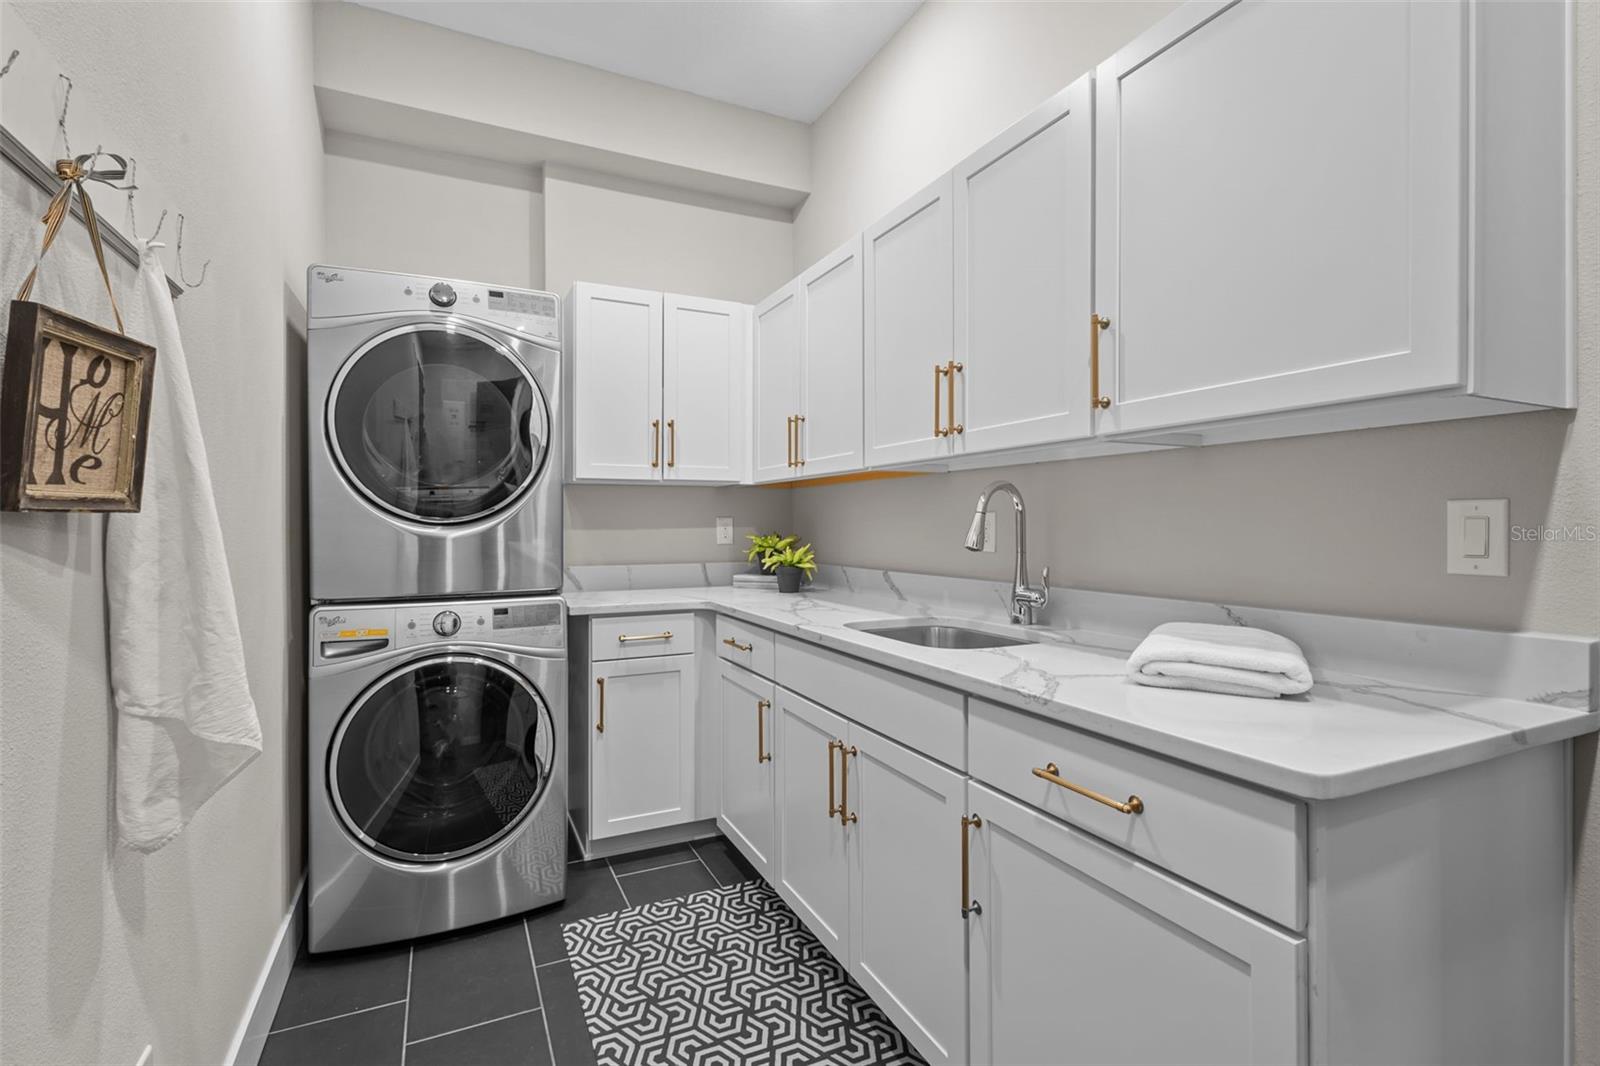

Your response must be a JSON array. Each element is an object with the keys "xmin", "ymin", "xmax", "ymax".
[
  {"xmin": 307, "ymin": 596, "xmax": 567, "ymax": 952},
  {"xmin": 308, "ymin": 266, "xmax": 562, "ymax": 602}
]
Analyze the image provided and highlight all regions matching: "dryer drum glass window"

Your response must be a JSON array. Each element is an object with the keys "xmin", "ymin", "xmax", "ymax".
[
  {"xmin": 330, "ymin": 655, "xmax": 555, "ymax": 862},
  {"xmin": 330, "ymin": 323, "xmax": 550, "ymax": 523}
]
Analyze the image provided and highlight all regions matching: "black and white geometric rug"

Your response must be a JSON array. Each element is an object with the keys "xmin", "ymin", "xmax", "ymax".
[{"xmin": 563, "ymin": 880, "xmax": 928, "ymax": 1066}]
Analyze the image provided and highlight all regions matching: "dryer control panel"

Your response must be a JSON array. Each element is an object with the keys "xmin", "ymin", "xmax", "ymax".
[
  {"xmin": 308, "ymin": 265, "xmax": 560, "ymax": 346},
  {"xmin": 312, "ymin": 597, "xmax": 565, "ymax": 664}
]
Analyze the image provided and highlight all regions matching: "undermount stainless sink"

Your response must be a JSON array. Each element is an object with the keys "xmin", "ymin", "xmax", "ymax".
[{"xmin": 850, "ymin": 621, "xmax": 1035, "ymax": 650}]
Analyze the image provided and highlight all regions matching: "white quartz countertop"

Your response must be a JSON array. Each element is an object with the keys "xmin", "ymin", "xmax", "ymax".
[{"xmin": 565, "ymin": 585, "xmax": 1599, "ymax": 801}]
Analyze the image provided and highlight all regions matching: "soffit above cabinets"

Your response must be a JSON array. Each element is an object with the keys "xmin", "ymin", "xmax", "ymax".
[{"xmin": 348, "ymin": 0, "xmax": 923, "ymax": 123}]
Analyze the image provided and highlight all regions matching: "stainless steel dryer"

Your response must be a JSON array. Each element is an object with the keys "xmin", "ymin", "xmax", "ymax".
[
  {"xmin": 307, "ymin": 596, "xmax": 567, "ymax": 952},
  {"xmin": 308, "ymin": 266, "xmax": 562, "ymax": 602}
]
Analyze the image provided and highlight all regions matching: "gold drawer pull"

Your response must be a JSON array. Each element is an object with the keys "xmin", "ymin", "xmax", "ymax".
[
  {"xmin": 617, "ymin": 631, "xmax": 673, "ymax": 644},
  {"xmin": 795, "ymin": 414, "xmax": 806, "ymax": 466},
  {"xmin": 960, "ymin": 813, "xmax": 983, "ymax": 918},
  {"xmin": 667, "ymin": 418, "xmax": 677, "ymax": 468},
  {"xmin": 1090, "ymin": 314, "xmax": 1112, "ymax": 410},
  {"xmin": 933, "ymin": 363, "xmax": 948, "ymax": 438},
  {"xmin": 1033, "ymin": 762, "xmax": 1143, "ymax": 814},
  {"xmin": 595, "ymin": 677, "xmax": 605, "ymax": 733},
  {"xmin": 651, "ymin": 418, "xmax": 662, "ymax": 468},
  {"xmin": 827, "ymin": 739, "xmax": 843, "ymax": 818},
  {"xmin": 839, "ymin": 745, "xmax": 859, "ymax": 825},
  {"xmin": 723, "ymin": 637, "xmax": 753, "ymax": 653},
  {"xmin": 757, "ymin": 699, "xmax": 772, "ymax": 763}
]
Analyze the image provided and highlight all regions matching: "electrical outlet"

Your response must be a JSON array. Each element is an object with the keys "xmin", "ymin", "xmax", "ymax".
[
  {"xmin": 983, "ymin": 512, "xmax": 996, "ymax": 552},
  {"xmin": 715, "ymin": 516, "xmax": 733, "ymax": 545}
]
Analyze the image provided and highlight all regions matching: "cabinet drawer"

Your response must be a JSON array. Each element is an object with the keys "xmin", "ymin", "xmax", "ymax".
[
  {"xmin": 716, "ymin": 617, "xmax": 776, "ymax": 678},
  {"xmin": 969, "ymin": 699, "xmax": 1305, "ymax": 929},
  {"xmin": 775, "ymin": 637, "xmax": 964, "ymax": 769},
  {"xmin": 590, "ymin": 614, "xmax": 695, "ymax": 661}
]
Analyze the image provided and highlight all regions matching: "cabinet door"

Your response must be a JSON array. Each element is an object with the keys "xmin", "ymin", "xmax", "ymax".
[
  {"xmin": 1094, "ymin": 0, "xmax": 1464, "ymax": 435},
  {"xmin": 954, "ymin": 76, "xmax": 1094, "ymax": 455},
  {"xmin": 752, "ymin": 282, "xmax": 801, "ymax": 484},
  {"xmin": 798, "ymin": 237, "xmax": 864, "ymax": 476},
  {"xmin": 569, "ymin": 283, "xmax": 663, "ymax": 482},
  {"xmin": 966, "ymin": 783, "xmax": 1305, "ymax": 1066},
  {"xmin": 863, "ymin": 173, "xmax": 954, "ymax": 467},
  {"xmin": 589, "ymin": 656, "xmax": 695, "ymax": 840},
  {"xmin": 846, "ymin": 725, "xmax": 967, "ymax": 1066},
  {"xmin": 663, "ymin": 294, "xmax": 747, "ymax": 483},
  {"xmin": 717, "ymin": 662, "xmax": 776, "ymax": 878},
  {"xmin": 774, "ymin": 689, "xmax": 849, "ymax": 961}
]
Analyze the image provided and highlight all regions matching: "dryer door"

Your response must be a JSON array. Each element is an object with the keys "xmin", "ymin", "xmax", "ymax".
[
  {"xmin": 328, "ymin": 322, "xmax": 551, "ymax": 524},
  {"xmin": 330, "ymin": 654, "xmax": 555, "ymax": 862}
]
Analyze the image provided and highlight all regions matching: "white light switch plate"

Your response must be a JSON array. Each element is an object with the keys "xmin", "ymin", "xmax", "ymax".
[
  {"xmin": 1446, "ymin": 499, "xmax": 1508, "ymax": 576},
  {"xmin": 715, "ymin": 516, "xmax": 733, "ymax": 545}
]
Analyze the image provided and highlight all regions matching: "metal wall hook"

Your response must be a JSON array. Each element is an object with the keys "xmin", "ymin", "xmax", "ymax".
[
  {"xmin": 176, "ymin": 212, "xmax": 208, "ymax": 288},
  {"xmin": 56, "ymin": 73, "xmax": 72, "ymax": 157},
  {"xmin": 0, "ymin": 49, "xmax": 19, "ymax": 79}
]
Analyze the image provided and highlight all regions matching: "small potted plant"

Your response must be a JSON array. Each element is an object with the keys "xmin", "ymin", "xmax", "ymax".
[
  {"xmin": 762, "ymin": 541, "xmax": 817, "ymax": 593},
  {"xmin": 744, "ymin": 532, "xmax": 793, "ymax": 574}
]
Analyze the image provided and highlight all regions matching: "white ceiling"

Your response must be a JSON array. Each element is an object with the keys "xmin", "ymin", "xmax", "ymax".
[{"xmin": 350, "ymin": 1, "xmax": 923, "ymax": 123}]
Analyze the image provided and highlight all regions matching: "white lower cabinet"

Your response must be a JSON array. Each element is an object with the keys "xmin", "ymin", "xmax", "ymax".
[
  {"xmin": 588, "ymin": 655, "xmax": 696, "ymax": 840},
  {"xmin": 965, "ymin": 783, "xmax": 1306, "ymax": 1066},
  {"xmin": 717, "ymin": 661, "xmax": 776, "ymax": 877},
  {"xmin": 847, "ymin": 724, "xmax": 968, "ymax": 1066},
  {"xmin": 775, "ymin": 689, "xmax": 851, "ymax": 959}
]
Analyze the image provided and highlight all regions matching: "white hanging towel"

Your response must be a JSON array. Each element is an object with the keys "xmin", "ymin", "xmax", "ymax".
[
  {"xmin": 1127, "ymin": 622, "xmax": 1314, "ymax": 699},
  {"xmin": 105, "ymin": 242, "xmax": 261, "ymax": 851}
]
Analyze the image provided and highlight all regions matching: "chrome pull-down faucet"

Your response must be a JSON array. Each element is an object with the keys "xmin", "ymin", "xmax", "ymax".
[{"xmin": 964, "ymin": 481, "xmax": 1049, "ymax": 625}]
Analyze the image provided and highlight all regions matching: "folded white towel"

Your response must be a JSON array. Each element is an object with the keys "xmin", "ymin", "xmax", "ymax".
[{"xmin": 1127, "ymin": 622, "xmax": 1313, "ymax": 699}]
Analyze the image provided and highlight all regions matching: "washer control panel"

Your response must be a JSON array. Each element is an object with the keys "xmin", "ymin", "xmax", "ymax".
[{"xmin": 312, "ymin": 598, "xmax": 565, "ymax": 664}]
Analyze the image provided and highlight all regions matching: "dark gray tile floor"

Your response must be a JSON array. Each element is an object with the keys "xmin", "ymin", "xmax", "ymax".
[{"xmin": 260, "ymin": 834, "xmax": 757, "ymax": 1066}]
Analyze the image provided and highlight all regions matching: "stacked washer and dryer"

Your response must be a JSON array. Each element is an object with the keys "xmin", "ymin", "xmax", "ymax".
[{"xmin": 305, "ymin": 267, "xmax": 568, "ymax": 952}]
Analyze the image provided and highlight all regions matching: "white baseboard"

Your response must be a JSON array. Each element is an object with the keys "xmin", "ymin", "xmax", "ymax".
[
  {"xmin": 225, "ymin": 876, "xmax": 305, "ymax": 1066},
  {"xmin": 576, "ymin": 818, "xmax": 721, "ymax": 861}
]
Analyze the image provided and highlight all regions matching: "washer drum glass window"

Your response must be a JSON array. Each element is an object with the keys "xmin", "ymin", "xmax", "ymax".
[
  {"xmin": 331, "ymin": 656, "xmax": 555, "ymax": 862},
  {"xmin": 329, "ymin": 324, "xmax": 549, "ymax": 523}
]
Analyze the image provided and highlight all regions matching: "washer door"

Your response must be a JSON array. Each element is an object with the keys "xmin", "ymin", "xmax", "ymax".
[
  {"xmin": 328, "ymin": 322, "xmax": 550, "ymax": 524},
  {"xmin": 330, "ymin": 655, "xmax": 555, "ymax": 863}
]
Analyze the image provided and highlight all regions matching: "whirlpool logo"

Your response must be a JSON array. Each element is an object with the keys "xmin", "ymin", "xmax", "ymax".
[{"xmin": 314, "ymin": 270, "xmax": 344, "ymax": 284}]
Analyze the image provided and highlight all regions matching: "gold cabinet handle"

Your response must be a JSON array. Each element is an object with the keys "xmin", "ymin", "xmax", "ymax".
[
  {"xmin": 722, "ymin": 636, "xmax": 753, "ymax": 653},
  {"xmin": 839, "ymin": 744, "xmax": 859, "ymax": 825},
  {"xmin": 827, "ymin": 739, "xmax": 843, "ymax": 818},
  {"xmin": 595, "ymin": 677, "xmax": 605, "ymax": 733},
  {"xmin": 795, "ymin": 414, "xmax": 806, "ymax": 466},
  {"xmin": 961, "ymin": 813, "xmax": 984, "ymax": 918},
  {"xmin": 947, "ymin": 360, "xmax": 964, "ymax": 435},
  {"xmin": 933, "ymin": 363, "xmax": 948, "ymax": 438},
  {"xmin": 651, "ymin": 418, "xmax": 662, "ymax": 467},
  {"xmin": 757, "ymin": 699, "xmax": 772, "ymax": 763},
  {"xmin": 1033, "ymin": 762, "xmax": 1144, "ymax": 814},
  {"xmin": 617, "ymin": 631, "xmax": 673, "ymax": 643},
  {"xmin": 1091, "ymin": 314, "xmax": 1112, "ymax": 410},
  {"xmin": 667, "ymin": 418, "xmax": 676, "ymax": 468},
  {"xmin": 785, "ymin": 415, "xmax": 795, "ymax": 468}
]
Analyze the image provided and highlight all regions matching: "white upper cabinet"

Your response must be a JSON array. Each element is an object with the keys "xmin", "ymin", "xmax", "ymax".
[
  {"xmin": 1092, "ymin": 0, "xmax": 1570, "ymax": 437},
  {"xmin": 863, "ymin": 174, "xmax": 955, "ymax": 467},
  {"xmin": 567, "ymin": 283, "xmax": 750, "ymax": 484},
  {"xmin": 752, "ymin": 282, "xmax": 802, "ymax": 484},
  {"xmin": 954, "ymin": 76, "xmax": 1095, "ymax": 455},
  {"xmin": 567, "ymin": 283, "xmax": 663, "ymax": 482},
  {"xmin": 797, "ymin": 237, "xmax": 865, "ymax": 477},
  {"xmin": 663, "ymin": 294, "xmax": 748, "ymax": 483}
]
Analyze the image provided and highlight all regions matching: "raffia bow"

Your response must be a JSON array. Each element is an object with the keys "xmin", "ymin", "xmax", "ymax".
[{"xmin": 15, "ymin": 153, "xmax": 129, "ymax": 335}]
